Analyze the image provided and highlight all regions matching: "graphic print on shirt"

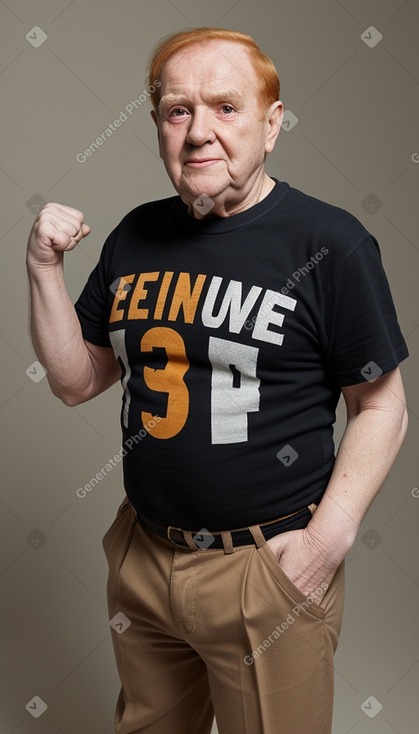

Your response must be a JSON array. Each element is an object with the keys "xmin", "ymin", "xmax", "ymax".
[{"xmin": 108, "ymin": 271, "xmax": 297, "ymax": 445}]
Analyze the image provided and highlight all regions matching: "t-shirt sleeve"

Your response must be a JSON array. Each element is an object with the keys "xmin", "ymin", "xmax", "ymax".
[
  {"xmin": 324, "ymin": 235, "xmax": 409, "ymax": 386},
  {"xmin": 73, "ymin": 229, "xmax": 117, "ymax": 348}
]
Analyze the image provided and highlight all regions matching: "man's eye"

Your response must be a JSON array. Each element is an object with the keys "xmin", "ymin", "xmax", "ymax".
[
  {"xmin": 221, "ymin": 105, "xmax": 234, "ymax": 114},
  {"xmin": 171, "ymin": 108, "xmax": 187, "ymax": 117}
]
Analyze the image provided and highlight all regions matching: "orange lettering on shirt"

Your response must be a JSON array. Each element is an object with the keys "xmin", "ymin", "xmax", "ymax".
[
  {"xmin": 128, "ymin": 272, "xmax": 159, "ymax": 320},
  {"xmin": 168, "ymin": 273, "xmax": 206, "ymax": 324},
  {"xmin": 141, "ymin": 327, "xmax": 189, "ymax": 439}
]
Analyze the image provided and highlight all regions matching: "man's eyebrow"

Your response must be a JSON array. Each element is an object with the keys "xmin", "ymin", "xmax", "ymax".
[
  {"xmin": 159, "ymin": 93, "xmax": 188, "ymax": 109},
  {"xmin": 204, "ymin": 88, "xmax": 245, "ymax": 103},
  {"xmin": 159, "ymin": 89, "xmax": 245, "ymax": 109}
]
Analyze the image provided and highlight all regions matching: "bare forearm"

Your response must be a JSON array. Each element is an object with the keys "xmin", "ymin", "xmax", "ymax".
[
  {"xmin": 267, "ymin": 386, "xmax": 408, "ymax": 598},
  {"xmin": 26, "ymin": 203, "xmax": 121, "ymax": 405},
  {"xmin": 308, "ymin": 402, "xmax": 409, "ymax": 557},
  {"xmin": 27, "ymin": 261, "xmax": 95, "ymax": 403}
]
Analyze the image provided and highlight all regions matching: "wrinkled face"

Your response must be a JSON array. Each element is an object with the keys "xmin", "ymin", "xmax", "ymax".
[{"xmin": 151, "ymin": 40, "xmax": 282, "ymax": 214}]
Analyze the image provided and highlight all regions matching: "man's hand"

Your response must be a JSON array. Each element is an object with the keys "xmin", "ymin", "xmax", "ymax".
[
  {"xmin": 27, "ymin": 203, "xmax": 91, "ymax": 268},
  {"xmin": 266, "ymin": 523, "xmax": 349, "ymax": 603}
]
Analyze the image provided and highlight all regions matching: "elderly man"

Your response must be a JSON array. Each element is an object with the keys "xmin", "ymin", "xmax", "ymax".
[{"xmin": 27, "ymin": 27, "xmax": 408, "ymax": 734}]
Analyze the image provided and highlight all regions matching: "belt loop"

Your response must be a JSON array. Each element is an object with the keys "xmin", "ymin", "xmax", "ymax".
[
  {"xmin": 220, "ymin": 530, "xmax": 234, "ymax": 554},
  {"xmin": 182, "ymin": 530, "xmax": 198, "ymax": 550},
  {"xmin": 248, "ymin": 524, "xmax": 266, "ymax": 549}
]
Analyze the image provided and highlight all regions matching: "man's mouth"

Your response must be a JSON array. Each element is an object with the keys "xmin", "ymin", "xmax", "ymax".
[{"xmin": 185, "ymin": 159, "xmax": 222, "ymax": 168}]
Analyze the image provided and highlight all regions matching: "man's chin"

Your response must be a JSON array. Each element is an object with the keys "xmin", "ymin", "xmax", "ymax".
[{"xmin": 177, "ymin": 174, "xmax": 231, "ymax": 209}]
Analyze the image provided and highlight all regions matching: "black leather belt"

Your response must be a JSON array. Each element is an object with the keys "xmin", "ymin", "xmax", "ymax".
[{"xmin": 137, "ymin": 499, "xmax": 320, "ymax": 550}]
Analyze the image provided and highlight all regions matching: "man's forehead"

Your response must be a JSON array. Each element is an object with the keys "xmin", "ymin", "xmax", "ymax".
[{"xmin": 160, "ymin": 40, "xmax": 259, "ymax": 91}]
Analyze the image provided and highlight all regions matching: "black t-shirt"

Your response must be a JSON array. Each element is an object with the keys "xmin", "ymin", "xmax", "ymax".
[{"xmin": 74, "ymin": 179, "xmax": 408, "ymax": 529}]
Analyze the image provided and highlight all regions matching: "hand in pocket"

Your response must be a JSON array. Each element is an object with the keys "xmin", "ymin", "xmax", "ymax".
[{"xmin": 266, "ymin": 527, "xmax": 342, "ymax": 603}]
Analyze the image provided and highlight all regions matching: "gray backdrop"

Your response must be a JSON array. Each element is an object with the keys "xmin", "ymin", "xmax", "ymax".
[{"xmin": 1, "ymin": 0, "xmax": 418, "ymax": 732}]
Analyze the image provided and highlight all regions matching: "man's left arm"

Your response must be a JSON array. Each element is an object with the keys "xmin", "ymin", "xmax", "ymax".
[{"xmin": 267, "ymin": 366, "xmax": 408, "ymax": 598}]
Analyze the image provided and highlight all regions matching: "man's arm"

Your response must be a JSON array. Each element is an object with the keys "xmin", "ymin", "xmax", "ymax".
[
  {"xmin": 267, "ymin": 367, "xmax": 408, "ymax": 598},
  {"xmin": 26, "ymin": 203, "xmax": 121, "ymax": 406}
]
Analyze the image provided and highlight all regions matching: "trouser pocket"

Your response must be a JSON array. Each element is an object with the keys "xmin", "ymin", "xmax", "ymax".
[
  {"xmin": 102, "ymin": 495, "xmax": 137, "ymax": 611},
  {"xmin": 258, "ymin": 540, "xmax": 345, "ymax": 620}
]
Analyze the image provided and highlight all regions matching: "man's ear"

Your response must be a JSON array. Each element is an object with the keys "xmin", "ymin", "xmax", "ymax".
[
  {"xmin": 265, "ymin": 100, "xmax": 283, "ymax": 154},
  {"xmin": 150, "ymin": 109, "xmax": 158, "ymax": 128}
]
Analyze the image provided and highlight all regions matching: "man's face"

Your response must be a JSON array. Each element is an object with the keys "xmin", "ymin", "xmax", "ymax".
[{"xmin": 151, "ymin": 40, "xmax": 283, "ymax": 216}]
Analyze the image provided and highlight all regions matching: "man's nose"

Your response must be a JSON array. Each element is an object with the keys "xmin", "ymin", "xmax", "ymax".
[{"xmin": 186, "ymin": 108, "xmax": 216, "ymax": 146}]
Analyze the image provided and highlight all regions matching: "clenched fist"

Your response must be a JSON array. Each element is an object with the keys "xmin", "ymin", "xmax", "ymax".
[{"xmin": 27, "ymin": 203, "xmax": 91, "ymax": 268}]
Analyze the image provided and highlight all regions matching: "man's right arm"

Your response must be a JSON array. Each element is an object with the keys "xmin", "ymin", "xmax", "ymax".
[{"xmin": 26, "ymin": 203, "xmax": 121, "ymax": 406}]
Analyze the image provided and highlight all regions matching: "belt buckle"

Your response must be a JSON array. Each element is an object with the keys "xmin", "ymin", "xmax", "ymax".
[{"xmin": 167, "ymin": 525, "xmax": 184, "ymax": 544}]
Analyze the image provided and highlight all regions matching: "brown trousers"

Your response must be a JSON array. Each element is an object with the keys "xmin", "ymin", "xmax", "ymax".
[{"xmin": 102, "ymin": 496, "xmax": 345, "ymax": 734}]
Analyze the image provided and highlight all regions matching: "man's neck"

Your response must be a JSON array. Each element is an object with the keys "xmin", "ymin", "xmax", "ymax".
[{"xmin": 186, "ymin": 173, "xmax": 276, "ymax": 220}]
